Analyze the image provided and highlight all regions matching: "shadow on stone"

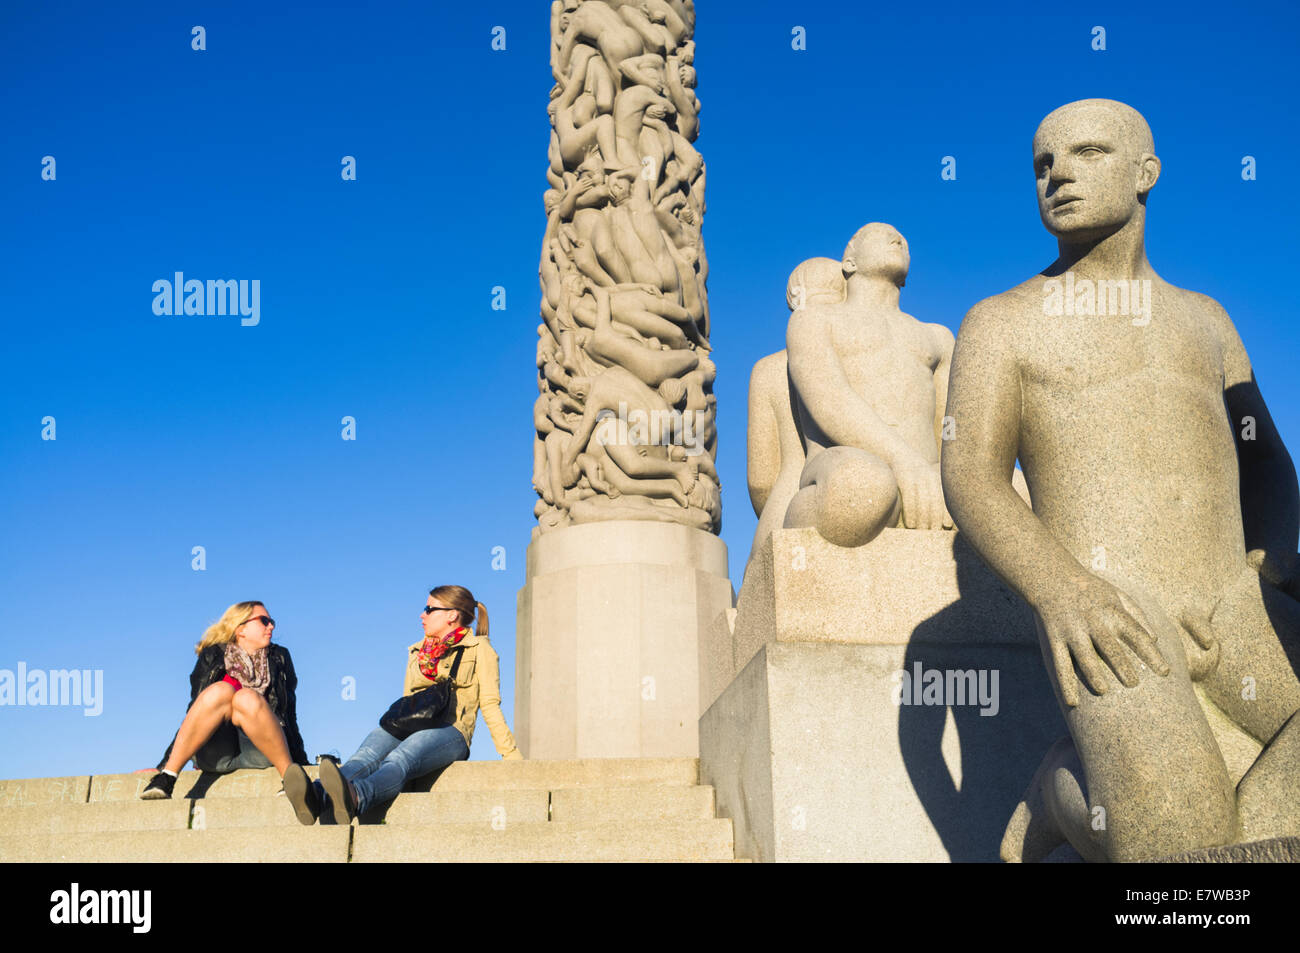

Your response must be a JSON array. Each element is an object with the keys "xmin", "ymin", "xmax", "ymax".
[
  {"xmin": 178, "ymin": 771, "xmax": 227, "ymax": 800},
  {"xmin": 898, "ymin": 539, "xmax": 1063, "ymax": 861}
]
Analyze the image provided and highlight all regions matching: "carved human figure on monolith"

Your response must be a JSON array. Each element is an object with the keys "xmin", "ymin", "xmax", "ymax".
[
  {"xmin": 535, "ymin": 0, "xmax": 716, "ymax": 538},
  {"xmin": 942, "ymin": 98, "xmax": 1300, "ymax": 862},
  {"xmin": 781, "ymin": 225, "xmax": 956, "ymax": 547}
]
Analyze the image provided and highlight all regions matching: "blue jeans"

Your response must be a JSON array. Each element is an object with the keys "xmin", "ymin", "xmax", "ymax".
[{"xmin": 340, "ymin": 725, "xmax": 468, "ymax": 814}]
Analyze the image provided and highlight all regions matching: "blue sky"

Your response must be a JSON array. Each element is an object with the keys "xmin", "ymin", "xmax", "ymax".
[{"xmin": 2, "ymin": 0, "xmax": 1297, "ymax": 779}]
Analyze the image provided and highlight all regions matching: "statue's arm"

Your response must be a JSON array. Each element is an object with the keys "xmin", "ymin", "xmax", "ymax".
[
  {"xmin": 785, "ymin": 308, "xmax": 924, "ymax": 471},
  {"xmin": 941, "ymin": 298, "xmax": 1168, "ymax": 705},
  {"xmin": 1210, "ymin": 298, "xmax": 1300, "ymax": 577},
  {"xmin": 941, "ymin": 299, "xmax": 1061, "ymax": 599},
  {"xmin": 929, "ymin": 323, "xmax": 955, "ymax": 455},
  {"xmin": 746, "ymin": 354, "xmax": 782, "ymax": 517},
  {"xmin": 663, "ymin": 55, "xmax": 698, "ymax": 140}
]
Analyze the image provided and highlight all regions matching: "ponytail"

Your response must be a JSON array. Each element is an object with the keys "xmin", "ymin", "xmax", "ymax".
[{"xmin": 429, "ymin": 585, "xmax": 488, "ymax": 639}]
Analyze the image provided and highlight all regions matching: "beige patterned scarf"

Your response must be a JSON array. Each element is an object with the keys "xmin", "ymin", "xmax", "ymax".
[{"xmin": 223, "ymin": 642, "xmax": 271, "ymax": 695}]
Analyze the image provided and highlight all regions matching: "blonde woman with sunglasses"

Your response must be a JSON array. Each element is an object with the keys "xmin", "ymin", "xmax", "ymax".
[{"xmin": 140, "ymin": 601, "xmax": 317, "ymax": 825}]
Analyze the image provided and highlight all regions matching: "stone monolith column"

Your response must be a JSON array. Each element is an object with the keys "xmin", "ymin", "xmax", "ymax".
[{"xmin": 518, "ymin": 0, "xmax": 730, "ymax": 758}]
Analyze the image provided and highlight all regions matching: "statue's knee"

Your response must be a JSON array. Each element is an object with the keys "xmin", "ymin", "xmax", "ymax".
[{"xmin": 816, "ymin": 454, "xmax": 898, "ymax": 547}]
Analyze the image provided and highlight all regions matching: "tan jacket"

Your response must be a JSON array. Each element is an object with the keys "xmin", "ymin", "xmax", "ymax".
[{"xmin": 403, "ymin": 633, "xmax": 522, "ymax": 759}]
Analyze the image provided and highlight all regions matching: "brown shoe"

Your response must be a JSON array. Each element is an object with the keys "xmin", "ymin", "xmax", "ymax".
[
  {"xmin": 282, "ymin": 764, "xmax": 320, "ymax": 825},
  {"xmin": 317, "ymin": 758, "xmax": 357, "ymax": 825}
]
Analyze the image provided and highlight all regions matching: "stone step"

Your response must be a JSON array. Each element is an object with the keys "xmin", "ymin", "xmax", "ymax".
[
  {"xmin": 88, "ymin": 767, "xmax": 315, "ymax": 803},
  {"xmin": 0, "ymin": 783, "xmax": 720, "ymax": 832},
  {"xmin": 0, "ymin": 828, "xmax": 350, "ymax": 863},
  {"xmin": 549, "ymin": 785, "xmax": 716, "ymax": 823},
  {"xmin": 52, "ymin": 759, "xmax": 696, "ymax": 805},
  {"xmin": 0, "ymin": 761, "xmax": 737, "ymax": 860},
  {"xmin": 0, "ymin": 776, "xmax": 91, "ymax": 808},
  {"xmin": 420, "ymin": 758, "xmax": 699, "ymax": 792},
  {"xmin": 0, "ymin": 799, "xmax": 192, "ymax": 836},
  {"xmin": 188, "ymin": 796, "xmax": 323, "ymax": 829},
  {"xmin": 624, "ymin": 858, "xmax": 754, "ymax": 863},
  {"xmin": 362, "ymin": 789, "xmax": 550, "ymax": 827},
  {"xmin": 188, "ymin": 788, "xmax": 556, "ymax": 829},
  {"xmin": 350, "ymin": 819, "xmax": 734, "ymax": 862}
]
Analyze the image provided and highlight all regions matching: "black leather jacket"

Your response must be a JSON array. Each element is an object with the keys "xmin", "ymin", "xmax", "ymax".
[{"xmin": 157, "ymin": 643, "xmax": 310, "ymax": 770}]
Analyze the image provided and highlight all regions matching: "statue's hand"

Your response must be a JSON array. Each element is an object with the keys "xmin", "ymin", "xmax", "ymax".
[
  {"xmin": 1036, "ymin": 577, "xmax": 1171, "ymax": 707},
  {"xmin": 895, "ymin": 462, "xmax": 950, "ymax": 530}
]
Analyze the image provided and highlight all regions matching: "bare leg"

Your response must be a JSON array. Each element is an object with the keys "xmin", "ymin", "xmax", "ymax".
[
  {"xmin": 533, "ymin": 435, "xmax": 553, "ymax": 504},
  {"xmin": 1200, "ymin": 565, "xmax": 1300, "ymax": 744},
  {"xmin": 231, "ymin": 689, "xmax": 292, "ymax": 776},
  {"xmin": 599, "ymin": 443, "xmax": 690, "ymax": 505},
  {"xmin": 1237, "ymin": 709, "xmax": 1300, "ymax": 841},
  {"xmin": 1045, "ymin": 578, "xmax": 1237, "ymax": 861},
  {"xmin": 1001, "ymin": 735, "xmax": 1105, "ymax": 862},
  {"xmin": 576, "ymin": 452, "xmax": 615, "ymax": 496},
  {"xmin": 163, "ymin": 681, "xmax": 236, "ymax": 774}
]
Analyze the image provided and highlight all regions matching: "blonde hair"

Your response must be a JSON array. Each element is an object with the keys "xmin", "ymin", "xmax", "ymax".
[
  {"xmin": 196, "ymin": 600, "xmax": 265, "ymax": 654},
  {"xmin": 430, "ymin": 585, "xmax": 488, "ymax": 639}
]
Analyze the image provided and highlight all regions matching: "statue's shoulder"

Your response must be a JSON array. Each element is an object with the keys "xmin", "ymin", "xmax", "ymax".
[
  {"xmin": 1170, "ymin": 283, "xmax": 1229, "ymax": 320},
  {"xmin": 919, "ymin": 319, "xmax": 955, "ymax": 352},
  {"xmin": 750, "ymin": 349, "xmax": 788, "ymax": 383},
  {"xmin": 895, "ymin": 312, "xmax": 954, "ymax": 360},
  {"xmin": 952, "ymin": 281, "xmax": 1043, "ymax": 362},
  {"xmin": 960, "ymin": 280, "xmax": 1039, "ymax": 327},
  {"xmin": 1171, "ymin": 285, "xmax": 1244, "ymax": 356},
  {"xmin": 785, "ymin": 301, "xmax": 836, "ymax": 346}
]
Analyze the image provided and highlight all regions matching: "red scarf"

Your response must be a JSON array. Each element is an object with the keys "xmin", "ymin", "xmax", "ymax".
[{"xmin": 417, "ymin": 626, "xmax": 468, "ymax": 680}]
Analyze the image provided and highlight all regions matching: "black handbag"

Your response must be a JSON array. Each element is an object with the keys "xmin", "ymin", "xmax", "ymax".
[{"xmin": 379, "ymin": 647, "xmax": 464, "ymax": 741}]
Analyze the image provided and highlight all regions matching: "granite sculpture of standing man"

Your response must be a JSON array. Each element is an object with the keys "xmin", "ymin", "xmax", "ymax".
[{"xmin": 942, "ymin": 98, "xmax": 1300, "ymax": 862}]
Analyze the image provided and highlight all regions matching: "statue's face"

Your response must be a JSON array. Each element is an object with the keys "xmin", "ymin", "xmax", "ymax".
[
  {"xmin": 577, "ymin": 153, "xmax": 605, "ymax": 185},
  {"xmin": 847, "ymin": 225, "xmax": 909, "ymax": 284},
  {"xmin": 642, "ymin": 56, "xmax": 667, "ymax": 92},
  {"xmin": 1033, "ymin": 103, "xmax": 1155, "ymax": 242}
]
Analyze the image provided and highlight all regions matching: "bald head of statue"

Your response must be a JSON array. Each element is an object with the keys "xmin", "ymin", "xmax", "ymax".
[
  {"xmin": 841, "ymin": 223, "xmax": 910, "ymax": 288},
  {"xmin": 1032, "ymin": 99, "xmax": 1161, "ymax": 244}
]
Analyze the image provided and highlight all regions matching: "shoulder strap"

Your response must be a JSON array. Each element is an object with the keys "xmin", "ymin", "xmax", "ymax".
[{"xmin": 448, "ymin": 646, "xmax": 465, "ymax": 681}]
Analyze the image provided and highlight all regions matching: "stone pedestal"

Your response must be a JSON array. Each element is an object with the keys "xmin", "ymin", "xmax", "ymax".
[
  {"xmin": 516, "ymin": 521, "xmax": 733, "ymax": 760},
  {"xmin": 699, "ymin": 527, "xmax": 1066, "ymax": 861}
]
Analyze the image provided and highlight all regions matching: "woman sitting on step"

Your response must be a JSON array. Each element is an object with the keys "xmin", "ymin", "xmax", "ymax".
[
  {"xmin": 316, "ymin": 585, "xmax": 522, "ymax": 823},
  {"xmin": 140, "ymin": 600, "xmax": 318, "ymax": 825}
]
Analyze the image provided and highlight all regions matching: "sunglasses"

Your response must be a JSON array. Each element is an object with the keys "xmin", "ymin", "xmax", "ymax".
[
  {"xmin": 422, "ymin": 605, "xmax": 456, "ymax": 616},
  {"xmin": 243, "ymin": 615, "xmax": 276, "ymax": 628}
]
